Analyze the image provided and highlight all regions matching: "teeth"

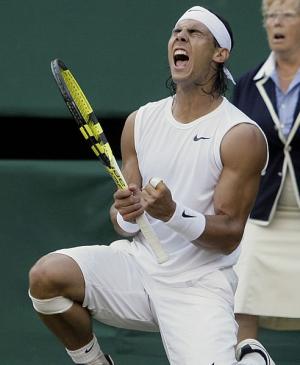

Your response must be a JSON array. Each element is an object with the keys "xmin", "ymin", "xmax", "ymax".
[{"xmin": 174, "ymin": 49, "xmax": 187, "ymax": 56}]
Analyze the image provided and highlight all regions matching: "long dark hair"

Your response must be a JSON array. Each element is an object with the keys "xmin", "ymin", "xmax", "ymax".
[{"xmin": 166, "ymin": 10, "xmax": 234, "ymax": 97}]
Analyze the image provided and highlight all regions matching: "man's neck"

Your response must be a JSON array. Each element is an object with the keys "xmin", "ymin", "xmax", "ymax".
[{"xmin": 172, "ymin": 89, "xmax": 223, "ymax": 123}]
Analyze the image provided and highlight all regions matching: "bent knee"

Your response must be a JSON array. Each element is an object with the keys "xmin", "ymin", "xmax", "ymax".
[{"xmin": 29, "ymin": 253, "xmax": 84, "ymax": 300}]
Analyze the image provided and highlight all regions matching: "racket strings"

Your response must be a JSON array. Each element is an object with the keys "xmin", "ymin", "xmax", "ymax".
[
  {"xmin": 61, "ymin": 69, "xmax": 115, "ymax": 168},
  {"xmin": 61, "ymin": 70, "xmax": 92, "ymax": 122},
  {"xmin": 53, "ymin": 61, "xmax": 127, "ymax": 189}
]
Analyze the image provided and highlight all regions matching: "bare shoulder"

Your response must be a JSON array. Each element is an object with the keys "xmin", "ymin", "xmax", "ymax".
[
  {"xmin": 221, "ymin": 123, "xmax": 268, "ymax": 173},
  {"xmin": 123, "ymin": 110, "xmax": 138, "ymax": 130},
  {"xmin": 120, "ymin": 110, "xmax": 141, "ymax": 184},
  {"xmin": 121, "ymin": 110, "xmax": 138, "ymax": 145}
]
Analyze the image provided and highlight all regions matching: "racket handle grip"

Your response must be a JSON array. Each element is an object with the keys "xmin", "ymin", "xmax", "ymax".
[{"xmin": 136, "ymin": 214, "xmax": 168, "ymax": 264}]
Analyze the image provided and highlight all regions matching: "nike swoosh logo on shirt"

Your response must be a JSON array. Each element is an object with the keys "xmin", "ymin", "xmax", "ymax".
[{"xmin": 193, "ymin": 135, "xmax": 211, "ymax": 141}]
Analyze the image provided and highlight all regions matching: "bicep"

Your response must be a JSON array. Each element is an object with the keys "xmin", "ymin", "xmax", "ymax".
[
  {"xmin": 120, "ymin": 111, "xmax": 142, "ymax": 187},
  {"xmin": 214, "ymin": 123, "xmax": 267, "ymax": 224}
]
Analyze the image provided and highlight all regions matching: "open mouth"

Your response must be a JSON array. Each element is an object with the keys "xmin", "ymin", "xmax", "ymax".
[
  {"xmin": 173, "ymin": 49, "xmax": 189, "ymax": 68},
  {"xmin": 274, "ymin": 33, "xmax": 285, "ymax": 40}
]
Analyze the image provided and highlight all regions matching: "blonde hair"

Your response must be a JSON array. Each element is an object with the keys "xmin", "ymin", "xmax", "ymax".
[{"xmin": 262, "ymin": 0, "xmax": 300, "ymax": 15}]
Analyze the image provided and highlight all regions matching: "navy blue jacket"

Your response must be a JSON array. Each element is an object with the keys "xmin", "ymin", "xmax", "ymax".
[{"xmin": 232, "ymin": 62, "xmax": 300, "ymax": 223}]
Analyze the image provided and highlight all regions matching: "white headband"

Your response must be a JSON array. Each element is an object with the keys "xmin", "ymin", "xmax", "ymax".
[{"xmin": 176, "ymin": 6, "xmax": 235, "ymax": 84}]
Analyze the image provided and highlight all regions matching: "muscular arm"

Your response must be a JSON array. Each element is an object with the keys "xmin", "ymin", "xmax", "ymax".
[
  {"xmin": 196, "ymin": 123, "xmax": 267, "ymax": 254},
  {"xmin": 119, "ymin": 111, "xmax": 141, "ymax": 187},
  {"xmin": 110, "ymin": 111, "xmax": 144, "ymax": 236}
]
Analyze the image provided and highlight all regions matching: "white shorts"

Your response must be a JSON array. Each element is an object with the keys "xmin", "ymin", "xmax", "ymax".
[{"xmin": 56, "ymin": 240, "xmax": 239, "ymax": 365}]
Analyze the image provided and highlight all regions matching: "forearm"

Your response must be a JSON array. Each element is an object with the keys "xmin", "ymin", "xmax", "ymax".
[
  {"xmin": 193, "ymin": 214, "xmax": 245, "ymax": 255},
  {"xmin": 164, "ymin": 202, "xmax": 245, "ymax": 255}
]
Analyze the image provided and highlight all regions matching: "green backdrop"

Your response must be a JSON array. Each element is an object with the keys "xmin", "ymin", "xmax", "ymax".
[{"xmin": 0, "ymin": 0, "xmax": 268, "ymax": 118}]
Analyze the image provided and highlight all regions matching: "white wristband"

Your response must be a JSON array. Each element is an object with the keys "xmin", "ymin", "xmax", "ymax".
[
  {"xmin": 165, "ymin": 203, "xmax": 206, "ymax": 241},
  {"xmin": 116, "ymin": 212, "xmax": 139, "ymax": 234}
]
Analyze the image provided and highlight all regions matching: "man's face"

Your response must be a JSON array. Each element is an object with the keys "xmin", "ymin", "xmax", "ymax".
[
  {"xmin": 168, "ymin": 19, "xmax": 219, "ymax": 87},
  {"xmin": 264, "ymin": 0, "xmax": 300, "ymax": 54}
]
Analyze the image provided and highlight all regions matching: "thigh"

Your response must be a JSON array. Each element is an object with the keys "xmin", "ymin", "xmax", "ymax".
[
  {"xmin": 151, "ymin": 270, "xmax": 238, "ymax": 365},
  {"xmin": 56, "ymin": 240, "xmax": 159, "ymax": 332}
]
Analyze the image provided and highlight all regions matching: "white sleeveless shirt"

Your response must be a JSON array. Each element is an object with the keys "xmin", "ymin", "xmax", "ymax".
[{"xmin": 129, "ymin": 96, "xmax": 266, "ymax": 284}]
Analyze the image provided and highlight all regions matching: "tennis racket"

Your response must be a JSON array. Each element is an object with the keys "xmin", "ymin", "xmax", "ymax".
[{"xmin": 50, "ymin": 59, "xmax": 168, "ymax": 264}]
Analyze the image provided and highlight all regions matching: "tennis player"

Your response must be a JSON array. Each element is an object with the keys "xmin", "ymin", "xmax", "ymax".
[{"xmin": 29, "ymin": 6, "xmax": 275, "ymax": 365}]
